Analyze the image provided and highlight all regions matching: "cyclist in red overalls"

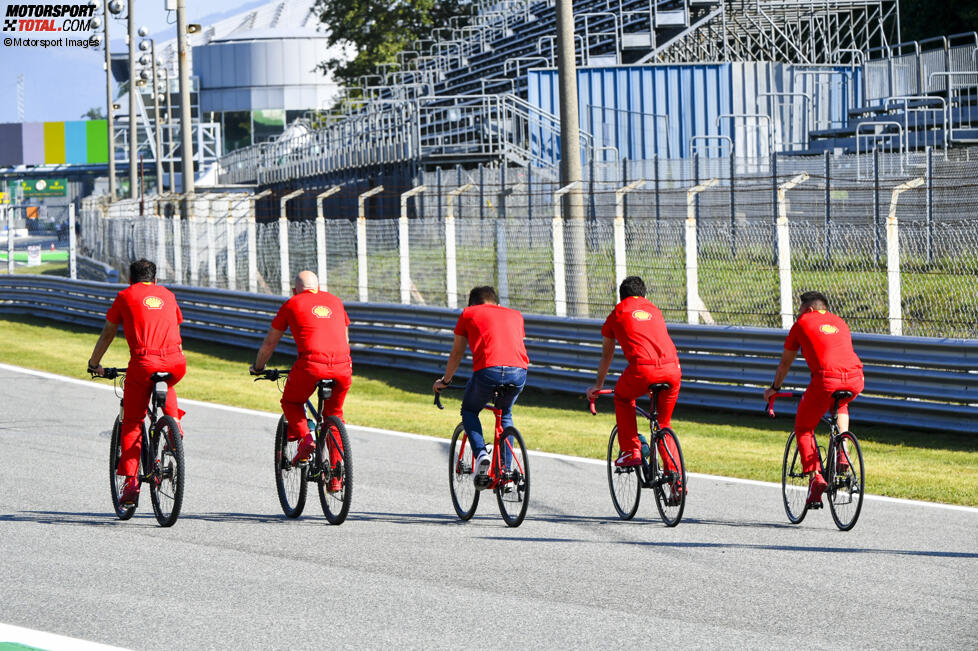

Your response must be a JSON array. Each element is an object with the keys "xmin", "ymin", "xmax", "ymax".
[
  {"xmin": 251, "ymin": 270, "xmax": 351, "ymax": 491},
  {"xmin": 764, "ymin": 291, "xmax": 864, "ymax": 507},
  {"xmin": 87, "ymin": 259, "xmax": 187, "ymax": 506}
]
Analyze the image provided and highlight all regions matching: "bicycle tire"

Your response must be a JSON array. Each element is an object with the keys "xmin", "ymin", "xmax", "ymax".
[
  {"xmin": 148, "ymin": 415, "xmax": 184, "ymax": 527},
  {"xmin": 317, "ymin": 415, "xmax": 352, "ymax": 525},
  {"xmin": 275, "ymin": 415, "xmax": 307, "ymax": 518},
  {"xmin": 828, "ymin": 431, "xmax": 865, "ymax": 531},
  {"xmin": 108, "ymin": 417, "xmax": 136, "ymax": 520},
  {"xmin": 495, "ymin": 427, "xmax": 530, "ymax": 527},
  {"xmin": 782, "ymin": 432, "xmax": 809, "ymax": 524},
  {"xmin": 448, "ymin": 423, "xmax": 479, "ymax": 520},
  {"xmin": 651, "ymin": 427, "xmax": 686, "ymax": 527},
  {"xmin": 606, "ymin": 426, "xmax": 641, "ymax": 520}
]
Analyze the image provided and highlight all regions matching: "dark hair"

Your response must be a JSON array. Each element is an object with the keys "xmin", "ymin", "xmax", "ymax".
[
  {"xmin": 130, "ymin": 259, "xmax": 156, "ymax": 284},
  {"xmin": 619, "ymin": 276, "xmax": 646, "ymax": 301},
  {"xmin": 799, "ymin": 290, "xmax": 828, "ymax": 310},
  {"xmin": 468, "ymin": 286, "xmax": 498, "ymax": 306}
]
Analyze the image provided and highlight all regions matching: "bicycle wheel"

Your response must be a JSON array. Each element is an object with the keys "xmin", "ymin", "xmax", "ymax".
[
  {"xmin": 828, "ymin": 431, "xmax": 865, "ymax": 531},
  {"xmin": 108, "ymin": 417, "xmax": 136, "ymax": 520},
  {"xmin": 606, "ymin": 426, "xmax": 641, "ymax": 520},
  {"xmin": 782, "ymin": 432, "xmax": 809, "ymax": 524},
  {"xmin": 651, "ymin": 428, "xmax": 686, "ymax": 527},
  {"xmin": 495, "ymin": 427, "xmax": 530, "ymax": 527},
  {"xmin": 148, "ymin": 415, "xmax": 184, "ymax": 527},
  {"xmin": 448, "ymin": 423, "xmax": 479, "ymax": 520},
  {"xmin": 275, "ymin": 415, "xmax": 307, "ymax": 518},
  {"xmin": 317, "ymin": 416, "xmax": 352, "ymax": 525}
]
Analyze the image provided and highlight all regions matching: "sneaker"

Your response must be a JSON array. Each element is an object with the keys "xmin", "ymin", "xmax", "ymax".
[
  {"xmin": 292, "ymin": 434, "xmax": 316, "ymax": 464},
  {"xmin": 807, "ymin": 473, "xmax": 828, "ymax": 507},
  {"xmin": 836, "ymin": 450, "xmax": 850, "ymax": 474},
  {"xmin": 474, "ymin": 451, "xmax": 491, "ymax": 484},
  {"xmin": 614, "ymin": 450, "xmax": 642, "ymax": 468},
  {"xmin": 119, "ymin": 476, "xmax": 140, "ymax": 507},
  {"xmin": 327, "ymin": 477, "xmax": 342, "ymax": 494}
]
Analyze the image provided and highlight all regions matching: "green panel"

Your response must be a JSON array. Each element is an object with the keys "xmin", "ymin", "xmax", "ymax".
[
  {"xmin": 43, "ymin": 122, "xmax": 65, "ymax": 164},
  {"xmin": 86, "ymin": 119, "xmax": 108, "ymax": 163}
]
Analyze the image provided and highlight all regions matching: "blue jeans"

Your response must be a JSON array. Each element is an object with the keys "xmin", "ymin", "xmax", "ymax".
[{"xmin": 460, "ymin": 366, "xmax": 527, "ymax": 461}]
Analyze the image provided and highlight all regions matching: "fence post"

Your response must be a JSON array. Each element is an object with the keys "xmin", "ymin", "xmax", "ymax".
[
  {"xmin": 206, "ymin": 201, "xmax": 218, "ymax": 288},
  {"xmin": 172, "ymin": 196, "xmax": 183, "ymax": 284},
  {"xmin": 156, "ymin": 211, "xmax": 167, "ymax": 281},
  {"xmin": 553, "ymin": 181, "xmax": 580, "ymax": 317},
  {"xmin": 886, "ymin": 177, "xmax": 925, "ymax": 336},
  {"xmin": 225, "ymin": 195, "xmax": 236, "ymax": 290},
  {"xmin": 316, "ymin": 186, "xmax": 341, "ymax": 290},
  {"xmin": 824, "ymin": 151, "xmax": 831, "ymax": 261},
  {"xmin": 68, "ymin": 204, "xmax": 77, "ymax": 279},
  {"xmin": 497, "ymin": 165, "xmax": 510, "ymax": 305},
  {"xmin": 248, "ymin": 189, "xmax": 271, "ymax": 293},
  {"xmin": 357, "ymin": 185, "xmax": 384, "ymax": 302},
  {"xmin": 777, "ymin": 173, "xmax": 810, "ymax": 329},
  {"xmin": 926, "ymin": 146, "xmax": 934, "ymax": 263},
  {"xmin": 654, "ymin": 154, "xmax": 662, "ymax": 256},
  {"xmin": 6, "ymin": 205, "xmax": 13, "ymax": 274},
  {"xmin": 188, "ymin": 197, "xmax": 200, "ymax": 286},
  {"xmin": 874, "ymin": 146, "xmax": 881, "ymax": 262},
  {"xmin": 615, "ymin": 179, "xmax": 646, "ymax": 292},
  {"xmin": 279, "ymin": 189, "xmax": 304, "ymax": 296},
  {"xmin": 445, "ymin": 183, "xmax": 475, "ymax": 308},
  {"xmin": 400, "ymin": 185, "xmax": 426, "ymax": 304},
  {"xmin": 685, "ymin": 178, "xmax": 718, "ymax": 324},
  {"xmin": 729, "ymin": 153, "xmax": 737, "ymax": 257}
]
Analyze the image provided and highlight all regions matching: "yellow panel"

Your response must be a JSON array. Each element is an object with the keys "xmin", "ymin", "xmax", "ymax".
[{"xmin": 43, "ymin": 122, "xmax": 66, "ymax": 165}]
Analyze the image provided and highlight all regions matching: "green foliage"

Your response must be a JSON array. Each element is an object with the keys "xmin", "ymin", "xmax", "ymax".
[
  {"xmin": 311, "ymin": 0, "xmax": 472, "ymax": 89},
  {"xmin": 81, "ymin": 107, "xmax": 105, "ymax": 120},
  {"xmin": 900, "ymin": 0, "xmax": 978, "ymax": 42}
]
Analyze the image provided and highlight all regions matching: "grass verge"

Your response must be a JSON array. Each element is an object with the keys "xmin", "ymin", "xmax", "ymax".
[{"xmin": 1, "ymin": 313, "xmax": 975, "ymax": 507}]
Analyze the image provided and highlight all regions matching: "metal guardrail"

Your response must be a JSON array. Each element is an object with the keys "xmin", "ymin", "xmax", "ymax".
[
  {"xmin": 77, "ymin": 256, "xmax": 119, "ymax": 283},
  {"xmin": 1, "ymin": 275, "xmax": 975, "ymax": 434}
]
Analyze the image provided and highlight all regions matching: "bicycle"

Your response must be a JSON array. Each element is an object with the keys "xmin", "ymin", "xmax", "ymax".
[
  {"xmin": 767, "ymin": 390, "xmax": 865, "ymax": 531},
  {"xmin": 94, "ymin": 367, "xmax": 185, "ymax": 527},
  {"xmin": 254, "ymin": 369, "xmax": 352, "ymax": 525},
  {"xmin": 589, "ymin": 383, "xmax": 687, "ymax": 526},
  {"xmin": 435, "ymin": 384, "xmax": 530, "ymax": 527}
]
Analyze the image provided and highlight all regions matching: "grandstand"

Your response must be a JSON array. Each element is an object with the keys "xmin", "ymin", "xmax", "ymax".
[{"xmin": 211, "ymin": 0, "xmax": 978, "ymax": 186}]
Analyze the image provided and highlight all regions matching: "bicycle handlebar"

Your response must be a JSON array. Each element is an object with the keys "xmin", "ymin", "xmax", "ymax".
[
  {"xmin": 91, "ymin": 367, "xmax": 125, "ymax": 380},
  {"xmin": 765, "ymin": 391, "xmax": 802, "ymax": 418},
  {"xmin": 253, "ymin": 368, "xmax": 290, "ymax": 382},
  {"xmin": 433, "ymin": 383, "xmax": 463, "ymax": 410},
  {"xmin": 587, "ymin": 389, "xmax": 615, "ymax": 415}
]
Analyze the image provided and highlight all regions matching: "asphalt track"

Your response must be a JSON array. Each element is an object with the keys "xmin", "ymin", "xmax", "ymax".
[{"xmin": 1, "ymin": 363, "xmax": 976, "ymax": 649}]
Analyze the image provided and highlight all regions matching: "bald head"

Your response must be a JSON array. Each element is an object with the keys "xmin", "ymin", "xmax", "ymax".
[{"xmin": 294, "ymin": 270, "xmax": 319, "ymax": 294}]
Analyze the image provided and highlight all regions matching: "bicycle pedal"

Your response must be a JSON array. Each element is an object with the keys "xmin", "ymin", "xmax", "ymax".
[
  {"xmin": 473, "ymin": 475, "xmax": 490, "ymax": 490},
  {"xmin": 808, "ymin": 501, "xmax": 824, "ymax": 509}
]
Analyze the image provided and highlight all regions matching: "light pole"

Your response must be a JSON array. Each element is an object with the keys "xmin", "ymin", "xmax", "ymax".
[
  {"xmin": 176, "ymin": 0, "xmax": 195, "ymax": 200},
  {"xmin": 127, "ymin": 0, "xmax": 137, "ymax": 199},
  {"xmin": 138, "ymin": 30, "xmax": 163, "ymax": 196},
  {"xmin": 160, "ymin": 61, "xmax": 174, "ymax": 193},
  {"xmin": 89, "ymin": 0, "xmax": 118, "ymax": 200}
]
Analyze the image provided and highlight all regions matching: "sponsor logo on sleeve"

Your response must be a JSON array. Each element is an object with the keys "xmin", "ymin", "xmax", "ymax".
[
  {"xmin": 632, "ymin": 310, "xmax": 652, "ymax": 321},
  {"xmin": 312, "ymin": 305, "xmax": 332, "ymax": 319},
  {"xmin": 820, "ymin": 324, "xmax": 839, "ymax": 335},
  {"xmin": 143, "ymin": 296, "xmax": 164, "ymax": 310}
]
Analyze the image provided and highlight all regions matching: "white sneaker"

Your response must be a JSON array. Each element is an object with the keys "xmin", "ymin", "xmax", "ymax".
[{"xmin": 474, "ymin": 451, "xmax": 491, "ymax": 486}]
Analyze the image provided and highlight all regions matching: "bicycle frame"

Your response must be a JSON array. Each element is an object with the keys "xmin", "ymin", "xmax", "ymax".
[
  {"xmin": 769, "ymin": 391, "xmax": 857, "ymax": 485},
  {"xmin": 103, "ymin": 368, "xmax": 165, "ymax": 483},
  {"xmin": 452, "ymin": 404, "xmax": 525, "ymax": 491}
]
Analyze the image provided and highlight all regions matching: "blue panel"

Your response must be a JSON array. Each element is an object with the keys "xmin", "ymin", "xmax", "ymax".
[{"xmin": 64, "ymin": 121, "xmax": 87, "ymax": 165}]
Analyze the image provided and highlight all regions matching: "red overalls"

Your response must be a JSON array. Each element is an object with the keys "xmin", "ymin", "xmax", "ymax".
[
  {"xmin": 602, "ymin": 297, "xmax": 683, "ymax": 472},
  {"xmin": 106, "ymin": 282, "xmax": 187, "ymax": 476},
  {"xmin": 272, "ymin": 289, "xmax": 352, "ymax": 467},
  {"xmin": 785, "ymin": 310, "xmax": 864, "ymax": 474}
]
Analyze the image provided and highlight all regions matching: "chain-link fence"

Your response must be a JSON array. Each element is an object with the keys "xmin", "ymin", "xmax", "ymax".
[{"xmin": 78, "ymin": 150, "xmax": 978, "ymax": 338}]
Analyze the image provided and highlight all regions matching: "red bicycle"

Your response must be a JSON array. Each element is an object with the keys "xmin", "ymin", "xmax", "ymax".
[
  {"xmin": 435, "ymin": 385, "xmax": 530, "ymax": 527},
  {"xmin": 590, "ymin": 384, "xmax": 687, "ymax": 526}
]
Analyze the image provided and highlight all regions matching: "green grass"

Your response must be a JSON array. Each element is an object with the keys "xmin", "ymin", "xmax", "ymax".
[
  {"xmin": 0, "ymin": 250, "xmax": 68, "ymax": 262},
  {"xmin": 1, "ymin": 313, "xmax": 976, "ymax": 506},
  {"xmin": 0, "ymin": 261, "xmax": 68, "ymax": 276}
]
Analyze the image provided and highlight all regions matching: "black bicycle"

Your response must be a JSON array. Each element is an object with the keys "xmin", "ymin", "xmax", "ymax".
[
  {"xmin": 254, "ymin": 369, "xmax": 352, "ymax": 525},
  {"xmin": 590, "ymin": 383, "xmax": 687, "ymax": 526},
  {"xmin": 768, "ymin": 391, "xmax": 865, "ymax": 531},
  {"xmin": 95, "ymin": 367, "xmax": 185, "ymax": 527}
]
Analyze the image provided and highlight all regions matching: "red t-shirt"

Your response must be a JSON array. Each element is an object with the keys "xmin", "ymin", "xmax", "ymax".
[
  {"xmin": 105, "ymin": 282, "xmax": 183, "ymax": 353},
  {"xmin": 784, "ymin": 310, "xmax": 862, "ymax": 374},
  {"xmin": 271, "ymin": 289, "xmax": 351, "ymax": 363},
  {"xmin": 601, "ymin": 296, "xmax": 678, "ymax": 365},
  {"xmin": 453, "ymin": 303, "xmax": 529, "ymax": 372}
]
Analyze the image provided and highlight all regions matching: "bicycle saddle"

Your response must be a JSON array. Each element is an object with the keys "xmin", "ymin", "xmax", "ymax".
[
  {"xmin": 491, "ymin": 383, "xmax": 520, "ymax": 409},
  {"xmin": 317, "ymin": 378, "xmax": 335, "ymax": 398},
  {"xmin": 150, "ymin": 372, "xmax": 171, "ymax": 382},
  {"xmin": 832, "ymin": 390, "xmax": 854, "ymax": 400},
  {"xmin": 648, "ymin": 383, "xmax": 672, "ymax": 392}
]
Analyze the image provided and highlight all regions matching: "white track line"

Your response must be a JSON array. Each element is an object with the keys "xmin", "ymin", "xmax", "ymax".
[
  {"xmin": 0, "ymin": 623, "xmax": 128, "ymax": 650},
  {"xmin": 2, "ymin": 361, "xmax": 976, "ymax": 515}
]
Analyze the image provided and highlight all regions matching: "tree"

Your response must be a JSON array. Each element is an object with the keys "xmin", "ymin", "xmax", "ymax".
[
  {"xmin": 311, "ymin": 0, "xmax": 472, "ymax": 90},
  {"xmin": 899, "ymin": 0, "xmax": 978, "ymax": 42},
  {"xmin": 82, "ymin": 107, "xmax": 105, "ymax": 120}
]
